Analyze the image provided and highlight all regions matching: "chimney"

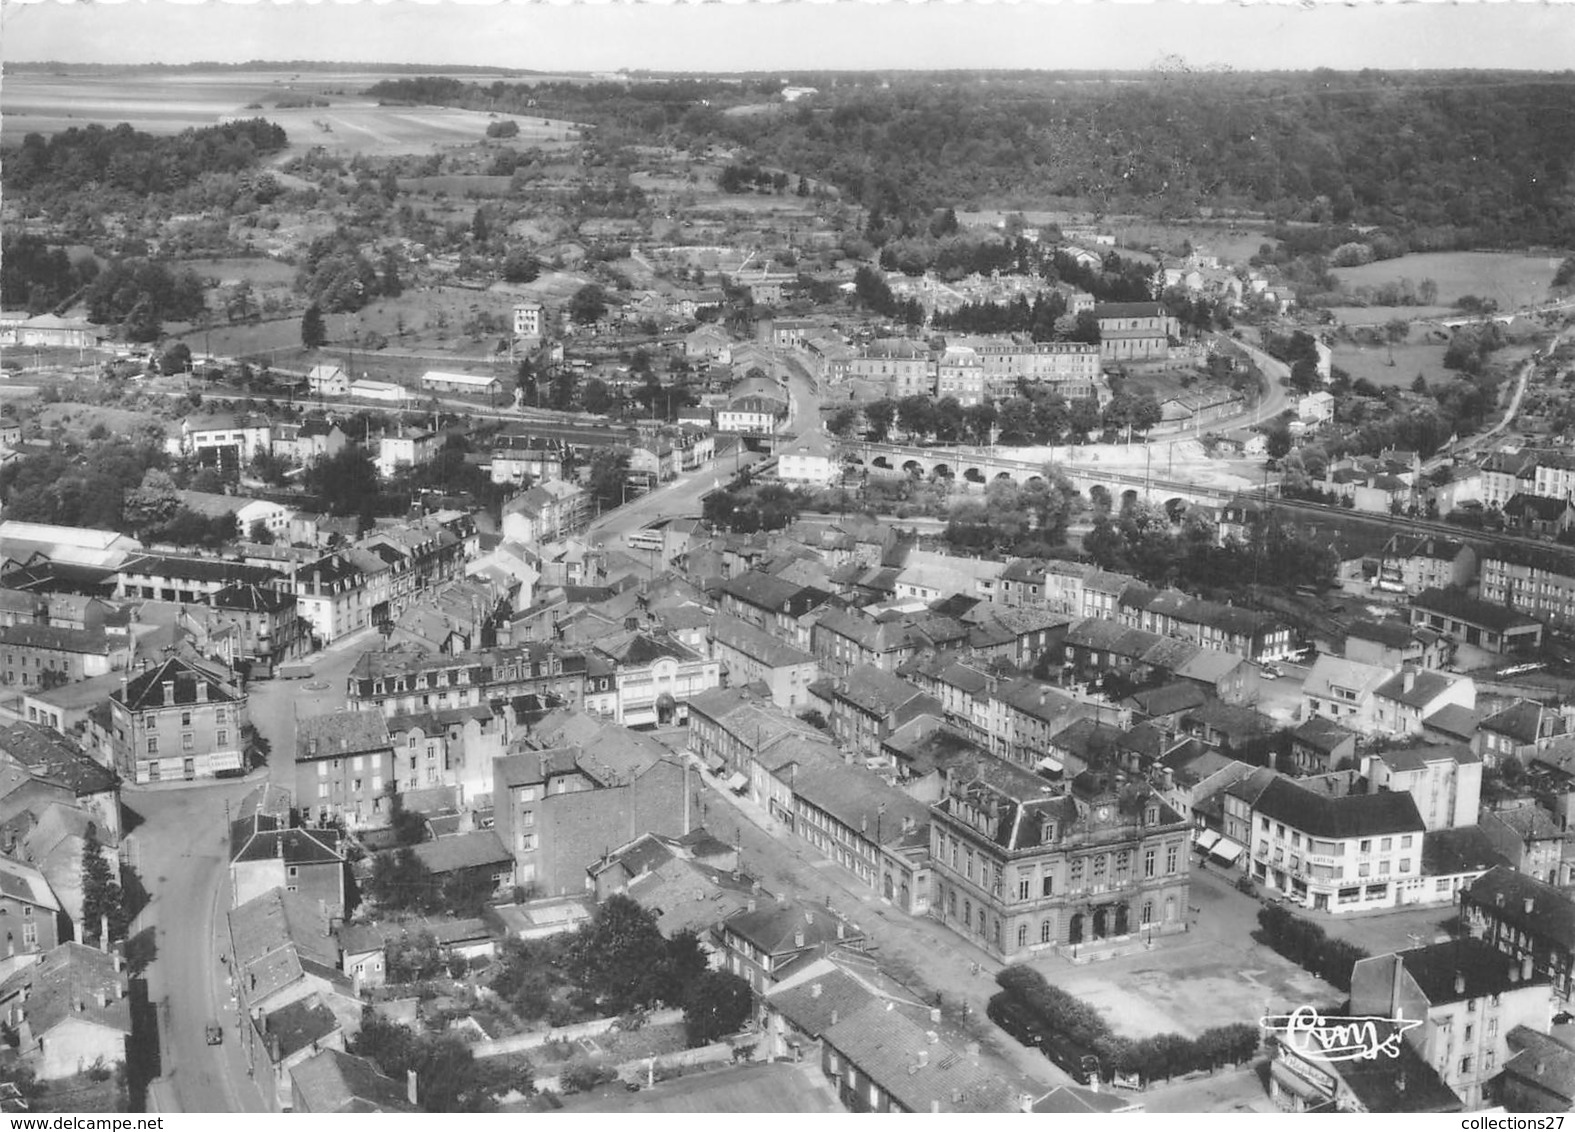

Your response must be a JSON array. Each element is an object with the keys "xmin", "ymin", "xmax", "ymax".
[
  {"xmin": 746, "ymin": 898, "xmax": 756, "ymax": 913},
  {"xmin": 112, "ymin": 946, "xmax": 122, "ymax": 973},
  {"xmin": 811, "ymin": 983, "xmax": 822, "ymax": 999},
  {"xmin": 831, "ymin": 1009, "xmax": 838, "ymax": 1025},
  {"xmin": 1525, "ymin": 897, "xmax": 1535, "ymax": 915},
  {"xmin": 407, "ymin": 1068, "xmax": 418, "ymax": 1106},
  {"xmin": 805, "ymin": 911, "xmax": 814, "ymax": 927},
  {"xmin": 794, "ymin": 928, "xmax": 805, "ymax": 948},
  {"xmin": 100, "ymin": 915, "xmax": 109, "ymax": 952},
  {"xmin": 1403, "ymin": 669, "xmax": 1416, "ymax": 694},
  {"xmin": 836, "ymin": 921, "xmax": 845, "ymax": 940},
  {"xmin": 915, "ymin": 1049, "xmax": 929, "ymax": 1070},
  {"xmin": 1454, "ymin": 972, "xmax": 1465, "ymax": 996}
]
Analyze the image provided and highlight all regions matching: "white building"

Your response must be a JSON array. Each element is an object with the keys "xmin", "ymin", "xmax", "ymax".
[
  {"xmin": 307, "ymin": 365, "xmax": 348, "ymax": 398},
  {"xmin": 513, "ymin": 302, "xmax": 545, "ymax": 342},
  {"xmin": 776, "ymin": 433, "xmax": 839, "ymax": 487},
  {"xmin": 376, "ymin": 427, "xmax": 441, "ymax": 480},
  {"xmin": 349, "ymin": 379, "xmax": 409, "ymax": 405},
  {"xmin": 419, "ymin": 371, "xmax": 501, "ymax": 398},
  {"xmin": 1249, "ymin": 775, "xmax": 1427, "ymax": 913}
]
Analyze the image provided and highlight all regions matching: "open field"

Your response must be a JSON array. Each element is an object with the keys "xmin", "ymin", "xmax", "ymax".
[
  {"xmin": 1330, "ymin": 251, "xmax": 1563, "ymax": 310},
  {"xmin": 1331, "ymin": 339, "xmax": 1452, "ymax": 387},
  {"xmin": 2, "ymin": 70, "xmax": 580, "ymax": 156},
  {"xmin": 35, "ymin": 401, "xmax": 168, "ymax": 443},
  {"xmin": 183, "ymin": 257, "xmax": 298, "ymax": 287}
]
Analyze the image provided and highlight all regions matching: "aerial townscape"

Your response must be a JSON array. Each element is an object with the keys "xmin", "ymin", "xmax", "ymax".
[{"xmin": 4, "ymin": 10, "xmax": 1575, "ymax": 1119}]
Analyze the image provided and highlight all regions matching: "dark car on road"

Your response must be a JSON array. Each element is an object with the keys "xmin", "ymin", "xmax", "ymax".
[{"xmin": 986, "ymin": 992, "xmax": 1052, "ymax": 1051}]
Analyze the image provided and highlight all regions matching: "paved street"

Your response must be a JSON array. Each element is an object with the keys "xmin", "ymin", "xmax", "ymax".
[{"xmin": 126, "ymin": 782, "xmax": 268, "ymax": 1113}]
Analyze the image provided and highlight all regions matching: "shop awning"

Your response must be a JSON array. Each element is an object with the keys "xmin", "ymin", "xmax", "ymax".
[
  {"xmin": 705, "ymin": 755, "xmax": 725, "ymax": 773},
  {"xmin": 727, "ymin": 772, "xmax": 749, "ymax": 793},
  {"xmin": 1194, "ymin": 829, "xmax": 1221, "ymax": 851},
  {"xmin": 1210, "ymin": 837, "xmax": 1246, "ymax": 865}
]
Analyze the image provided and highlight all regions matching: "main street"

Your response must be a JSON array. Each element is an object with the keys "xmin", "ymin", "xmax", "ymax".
[{"xmin": 128, "ymin": 782, "xmax": 267, "ymax": 1114}]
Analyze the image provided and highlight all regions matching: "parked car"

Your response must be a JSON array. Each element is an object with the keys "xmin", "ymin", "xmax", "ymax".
[
  {"xmin": 1260, "ymin": 663, "xmax": 1282, "ymax": 680},
  {"xmin": 987, "ymin": 992, "xmax": 1051, "ymax": 1051},
  {"xmin": 206, "ymin": 1023, "xmax": 224, "ymax": 1046}
]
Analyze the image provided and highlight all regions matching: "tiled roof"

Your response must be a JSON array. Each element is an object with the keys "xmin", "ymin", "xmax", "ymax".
[
  {"xmin": 1504, "ymin": 1026, "xmax": 1575, "ymax": 1103},
  {"xmin": 0, "ymin": 942, "xmax": 129, "ymax": 1040},
  {"xmin": 296, "ymin": 712, "xmax": 392, "ymax": 762},
  {"xmin": 721, "ymin": 900, "xmax": 861, "ymax": 956},
  {"xmin": 1290, "ymin": 716, "xmax": 1357, "ymax": 754},
  {"xmin": 0, "ymin": 722, "xmax": 116, "ymax": 797},
  {"xmin": 0, "ymin": 856, "xmax": 59, "ymax": 910},
  {"xmin": 289, "ymin": 1049, "xmax": 417, "ymax": 1113},
  {"xmin": 115, "ymin": 656, "xmax": 239, "ymax": 711},
  {"xmin": 409, "ymin": 831, "xmax": 511, "ymax": 875},
  {"xmin": 1412, "ymin": 588, "xmax": 1543, "ymax": 633},
  {"xmin": 836, "ymin": 665, "xmax": 927, "ymax": 716},
  {"xmin": 262, "ymin": 995, "xmax": 340, "ymax": 1060},
  {"xmin": 1373, "ymin": 937, "xmax": 1550, "ymax": 1008},
  {"xmin": 1422, "ymin": 826, "xmax": 1512, "ymax": 876},
  {"xmin": 1255, "ymin": 777, "xmax": 1424, "ymax": 839},
  {"xmin": 230, "ymin": 816, "xmax": 344, "ymax": 867},
  {"xmin": 1374, "ymin": 669, "xmax": 1465, "ymax": 709},
  {"xmin": 0, "ymin": 624, "xmax": 114, "ymax": 654},
  {"xmin": 228, "ymin": 888, "xmax": 336, "ymax": 1003},
  {"xmin": 822, "ymin": 1001, "xmax": 1020, "ymax": 1113}
]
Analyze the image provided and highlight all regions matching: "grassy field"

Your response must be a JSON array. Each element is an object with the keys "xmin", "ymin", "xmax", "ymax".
[
  {"xmin": 1331, "ymin": 339, "xmax": 1452, "ymax": 387},
  {"xmin": 1331, "ymin": 251, "xmax": 1563, "ymax": 310},
  {"xmin": 2, "ymin": 70, "xmax": 580, "ymax": 156},
  {"xmin": 36, "ymin": 401, "xmax": 168, "ymax": 443}
]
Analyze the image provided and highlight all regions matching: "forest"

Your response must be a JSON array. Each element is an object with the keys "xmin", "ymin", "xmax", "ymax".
[
  {"xmin": 365, "ymin": 71, "xmax": 1575, "ymax": 245},
  {"xmin": 2, "ymin": 118, "xmax": 288, "ymax": 200}
]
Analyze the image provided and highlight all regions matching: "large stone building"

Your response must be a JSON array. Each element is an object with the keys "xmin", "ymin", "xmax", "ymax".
[{"xmin": 929, "ymin": 757, "xmax": 1191, "ymax": 961}]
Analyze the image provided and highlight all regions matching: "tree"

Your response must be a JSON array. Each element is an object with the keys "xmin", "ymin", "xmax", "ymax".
[
  {"xmin": 564, "ymin": 894, "xmax": 694, "ymax": 1013},
  {"xmin": 380, "ymin": 249, "xmax": 404, "ymax": 298},
  {"xmin": 247, "ymin": 518, "xmax": 275, "ymax": 545},
  {"xmin": 682, "ymin": 969, "xmax": 752, "ymax": 1047},
  {"xmin": 349, "ymin": 1011, "xmax": 506, "ymax": 1111},
  {"xmin": 365, "ymin": 846, "xmax": 436, "ymax": 913},
  {"xmin": 305, "ymin": 446, "xmax": 382, "ymax": 518},
  {"xmin": 827, "ymin": 406, "xmax": 861, "ymax": 438},
  {"xmin": 503, "ymin": 249, "xmax": 539, "ymax": 284},
  {"xmin": 122, "ymin": 468, "xmax": 181, "ymax": 535},
  {"xmin": 569, "ymin": 284, "xmax": 608, "ymax": 325},
  {"xmin": 471, "ymin": 208, "xmax": 489, "ymax": 243},
  {"xmin": 586, "ymin": 449, "xmax": 631, "ymax": 511},
  {"xmin": 897, "ymin": 395, "xmax": 935, "ymax": 441},
  {"xmin": 159, "ymin": 342, "xmax": 193, "ymax": 376},
  {"xmin": 864, "ymin": 398, "xmax": 897, "ymax": 443},
  {"xmin": 80, "ymin": 824, "xmax": 126, "ymax": 948},
  {"xmin": 301, "ymin": 302, "xmax": 327, "ymax": 348}
]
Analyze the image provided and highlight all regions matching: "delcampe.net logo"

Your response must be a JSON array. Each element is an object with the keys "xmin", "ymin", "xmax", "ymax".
[{"xmin": 1260, "ymin": 1005, "xmax": 1423, "ymax": 1062}]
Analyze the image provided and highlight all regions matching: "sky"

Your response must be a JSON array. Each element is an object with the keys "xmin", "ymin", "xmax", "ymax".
[{"xmin": 3, "ymin": 0, "xmax": 1573, "ymax": 73}]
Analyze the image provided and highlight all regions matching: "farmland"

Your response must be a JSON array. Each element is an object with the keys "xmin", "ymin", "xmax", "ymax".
[
  {"xmin": 1329, "ymin": 251, "xmax": 1563, "ymax": 311},
  {"xmin": 1, "ymin": 70, "xmax": 582, "ymax": 157}
]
